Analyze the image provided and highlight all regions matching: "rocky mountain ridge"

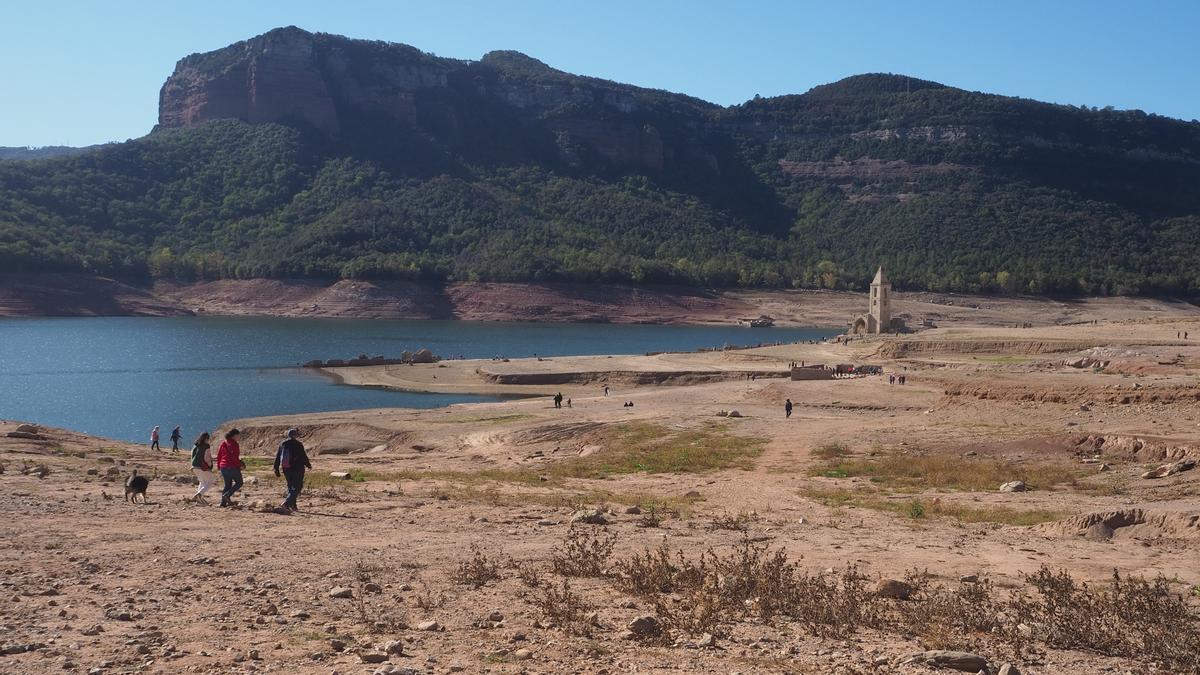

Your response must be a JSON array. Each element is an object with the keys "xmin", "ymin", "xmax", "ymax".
[{"xmin": 3, "ymin": 26, "xmax": 1200, "ymax": 295}]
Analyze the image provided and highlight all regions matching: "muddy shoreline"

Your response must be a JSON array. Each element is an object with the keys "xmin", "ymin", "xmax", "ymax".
[{"xmin": 4, "ymin": 273, "xmax": 1197, "ymax": 329}]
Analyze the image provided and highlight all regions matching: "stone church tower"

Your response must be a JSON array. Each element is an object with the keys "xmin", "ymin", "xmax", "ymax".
[
  {"xmin": 851, "ymin": 266, "xmax": 896, "ymax": 334},
  {"xmin": 869, "ymin": 266, "xmax": 891, "ymax": 333}
]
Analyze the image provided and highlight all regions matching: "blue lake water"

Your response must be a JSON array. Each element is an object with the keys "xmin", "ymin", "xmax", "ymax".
[{"xmin": 0, "ymin": 317, "xmax": 836, "ymax": 443}]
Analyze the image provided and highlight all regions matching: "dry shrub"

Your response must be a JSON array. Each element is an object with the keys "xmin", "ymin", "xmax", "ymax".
[
  {"xmin": 347, "ymin": 593, "xmax": 407, "ymax": 634},
  {"xmin": 1010, "ymin": 567, "xmax": 1200, "ymax": 672},
  {"xmin": 413, "ymin": 585, "xmax": 447, "ymax": 610},
  {"xmin": 615, "ymin": 542, "xmax": 885, "ymax": 638},
  {"xmin": 812, "ymin": 442, "xmax": 851, "ymax": 460},
  {"xmin": 350, "ymin": 559, "xmax": 383, "ymax": 583},
  {"xmin": 551, "ymin": 526, "xmax": 616, "ymax": 577},
  {"xmin": 534, "ymin": 579, "xmax": 595, "ymax": 636},
  {"xmin": 895, "ymin": 572, "xmax": 1014, "ymax": 653},
  {"xmin": 612, "ymin": 543, "xmax": 708, "ymax": 596},
  {"xmin": 452, "ymin": 544, "xmax": 504, "ymax": 588},
  {"xmin": 784, "ymin": 567, "xmax": 883, "ymax": 638},
  {"xmin": 609, "ymin": 537, "xmax": 1200, "ymax": 672},
  {"xmin": 709, "ymin": 510, "xmax": 758, "ymax": 531},
  {"xmin": 637, "ymin": 504, "xmax": 664, "ymax": 528},
  {"xmin": 652, "ymin": 585, "xmax": 724, "ymax": 638},
  {"xmin": 517, "ymin": 561, "xmax": 544, "ymax": 588}
]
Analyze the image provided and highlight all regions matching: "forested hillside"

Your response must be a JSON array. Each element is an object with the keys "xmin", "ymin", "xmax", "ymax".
[{"xmin": 2, "ymin": 27, "xmax": 1198, "ymax": 295}]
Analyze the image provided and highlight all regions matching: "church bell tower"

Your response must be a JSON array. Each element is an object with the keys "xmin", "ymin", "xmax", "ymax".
[{"xmin": 869, "ymin": 267, "xmax": 891, "ymax": 333}]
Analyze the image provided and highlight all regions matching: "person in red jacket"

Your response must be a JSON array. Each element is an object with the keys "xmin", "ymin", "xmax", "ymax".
[{"xmin": 216, "ymin": 428, "xmax": 246, "ymax": 507}]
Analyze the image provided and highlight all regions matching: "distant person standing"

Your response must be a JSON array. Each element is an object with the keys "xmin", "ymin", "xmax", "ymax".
[
  {"xmin": 274, "ymin": 428, "xmax": 312, "ymax": 512},
  {"xmin": 190, "ymin": 432, "xmax": 215, "ymax": 504},
  {"xmin": 785, "ymin": 399, "xmax": 793, "ymax": 418},
  {"xmin": 216, "ymin": 429, "xmax": 246, "ymax": 507},
  {"xmin": 553, "ymin": 392, "xmax": 563, "ymax": 409},
  {"xmin": 170, "ymin": 426, "xmax": 182, "ymax": 452},
  {"xmin": 150, "ymin": 426, "xmax": 161, "ymax": 452},
  {"xmin": 603, "ymin": 385, "xmax": 610, "ymax": 397}
]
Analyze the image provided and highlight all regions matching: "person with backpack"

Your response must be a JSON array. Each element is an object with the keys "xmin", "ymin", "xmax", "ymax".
[
  {"xmin": 190, "ymin": 432, "xmax": 215, "ymax": 504},
  {"xmin": 274, "ymin": 428, "xmax": 312, "ymax": 512},
  {"xmin": 216, "ymin": 428, "xmax": 246, "ymax": 507},
  {"xmin": 150, "ymin": 426, "xmax": 161, "ymax": 452},
  {"xmin": 170, "ymin": 426, "xmax": 182, "ymax": 451}
]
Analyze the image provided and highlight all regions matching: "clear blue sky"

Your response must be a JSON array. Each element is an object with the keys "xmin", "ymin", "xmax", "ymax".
[{"xmin": 2, "ymin": 0, "xmax": 1198, "ymax": 146}]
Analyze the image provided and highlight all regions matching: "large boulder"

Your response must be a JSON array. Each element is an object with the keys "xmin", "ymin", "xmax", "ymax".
[
  {"xmin": 411, "ymin": 348, "xmax": 436, "ymax": 364},
  {"xmin": 570, "ymin": 509, "xmax": 609, "ymax": 525},
  {"xmin": 626, "ymin": 614, "xmax": 661, "ymax": 636},
  {"xmin": 1141, "ymin": 458, "xmax": 1196, "ymax": 479},
  {"xmin": 873, "ymin": 578, "xmax": 913, "ymax": 600},
  {"xmin": 902, "ymin": 650, "xmax": 989, "ymax": 672}
]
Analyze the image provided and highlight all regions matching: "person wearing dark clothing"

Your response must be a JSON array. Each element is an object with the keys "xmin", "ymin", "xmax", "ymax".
[
  {"xmin": 274, "ymin": 428, "xmax": 312, "ymax": 511},
  {"xmin": 170, "ymin": 426, "xmax": 182, "ymax": 451},
  {"xmin": 553, "ymin": 392, "xmax": 563, "ymax": 409},
  {"xmin": 190, "ymin": 432, "xmax": 215, "ymax": 503},
  {"xmin": 785, "ymin": 399, "xmax": 793, "ymax": 418},
  {"xmin": 216, "ymin": 428, "xmax": 245, "ymax": 507}
]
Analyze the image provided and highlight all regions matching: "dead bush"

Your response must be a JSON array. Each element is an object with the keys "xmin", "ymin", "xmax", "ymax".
[
  {"xmin": 453, "ymin": 544, "xmax": 504, "ymax": 588},
  {"xmin": 637, "ymin": 504, "xmax": 664, "ymax": 528},
  {"xmin": 709, "ymin": 510, "xmax": 758, "ymax": 531},
  {"xmin": 413, "ymin": 585, "xmax": 447, "ymax": 610},
  {"xmin": 534, "ymin": 579, "xmax": 595, "ymax": 636},
  {"xmin": 781, "ymin": 567, "xmax": 884, "ymax": 638},
  {"xmin": 517, "ymin": 561, "xmax": 544, "ymax": 588},
  {"xmin": 895, "ymin": 572, "xmax": 1013, "ymax": 653},
  {"xmin": 614, "ymin": 540, "xmax": 888, "ymax": 638},
  {"xmin": 652, "ymin": 584, "xmax": 724, "ymax": 639},
  {"xmin": 617, "ymin": 539, "xmax": 807, "ymax": 628},
  {"xmin": 551, "ymin": 526, "xmax": 616, "ymax": 577},
  {"xmin": 613, "ymin": 544, "xmax": 698, "ymax": 596},
  {"xmin": 349, "ymin": 559, "xmax": 384, "ymax": 583},
  {"xmin": 1009, "ymin": 567, "xmax": 1200, "ymax": 672}
]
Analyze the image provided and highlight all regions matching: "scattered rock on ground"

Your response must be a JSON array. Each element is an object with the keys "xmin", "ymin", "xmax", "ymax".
[
  {"xmin": 902, "ymin": 650, "xmax": 989, "ymax": 672},
  {"xmin": 873, "ymin": 578, "xmax": 913, "ymax": 600},
  {"xmin": 626, "ymin": 614, "xmax": 661, "ymax": 636},
  {"xmin": 570, "ymin": 509, "xmax": 609, "ymax": 525},
  {"xmin": 1141, "ymin": 458, "xmax": 1196, "ymax": 479},
  {"xmin": 998, "ymin": 480, "xmax": 1027, "ymax": 493}
]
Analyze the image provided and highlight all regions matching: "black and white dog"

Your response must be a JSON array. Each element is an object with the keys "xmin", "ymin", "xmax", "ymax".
[{"xmin": 124, "ymin": 470, "xmax": 150, "ymax": 504}]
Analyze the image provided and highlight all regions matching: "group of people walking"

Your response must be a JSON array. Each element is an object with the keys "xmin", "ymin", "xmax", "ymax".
[
  {"xmin": 183, "ymin": 427, "xmax": 311, "ymax": 511},
  {"xmin": 150, "ymin": 425, "xmax": 183, "ymax": 452}
]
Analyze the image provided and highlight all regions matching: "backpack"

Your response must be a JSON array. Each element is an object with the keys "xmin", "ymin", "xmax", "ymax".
[{"xmin": 279, "ymin": 442, "xmax": 292, "ymax": 470}]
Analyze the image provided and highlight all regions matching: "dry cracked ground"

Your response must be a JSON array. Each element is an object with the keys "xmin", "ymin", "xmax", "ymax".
[{"xmin": 2, "ymin": 306, "xmax": 1200, "ymax": 674}]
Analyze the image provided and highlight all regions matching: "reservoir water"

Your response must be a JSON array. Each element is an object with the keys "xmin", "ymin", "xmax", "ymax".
[{"xmin": 0, "ymin": 317, "xmax": 837, "ymax": 443}]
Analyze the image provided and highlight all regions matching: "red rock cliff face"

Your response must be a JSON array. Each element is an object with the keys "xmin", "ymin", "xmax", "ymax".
[
  {"xmin": 157, "ymin": 27, "xmax": 714, "ymax": 172},
  {"xmin": 159, "ymin": 28, "xmax": 340, "ymax": 135}
]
